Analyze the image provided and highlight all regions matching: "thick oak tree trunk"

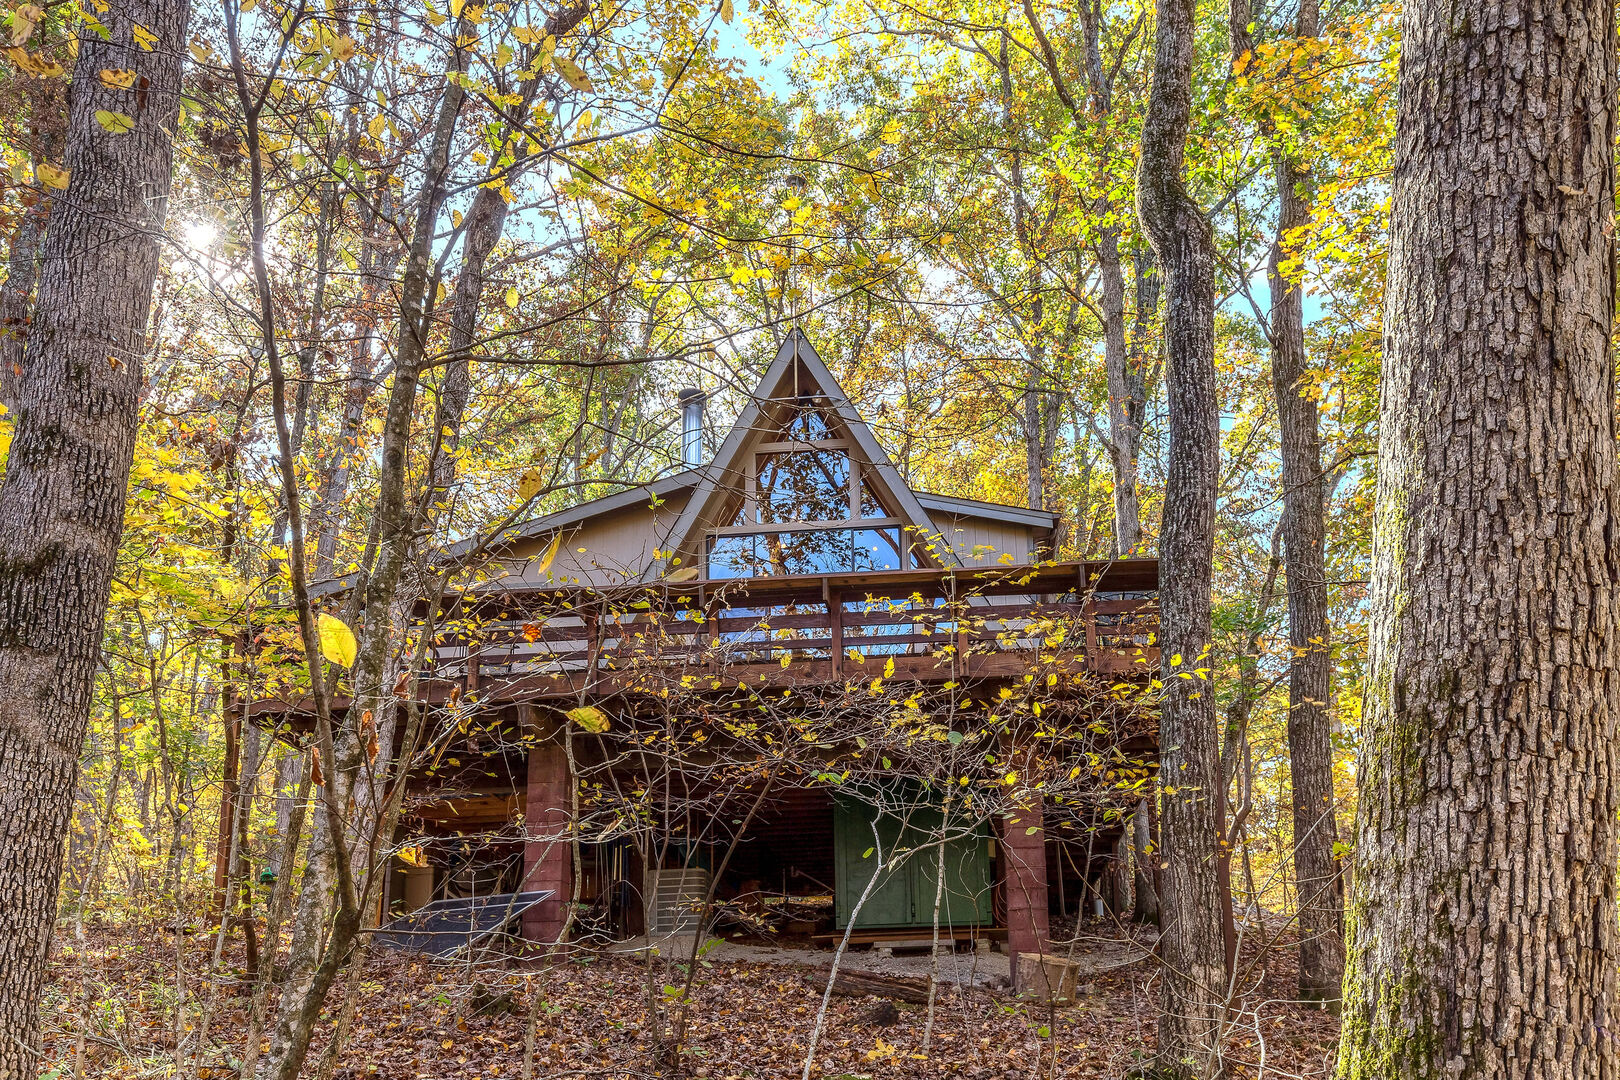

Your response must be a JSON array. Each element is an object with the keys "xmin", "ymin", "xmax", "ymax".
[
  {"xmin": 0, "ymin": 2, "xmax": 188, "ymax": 1073},
  {"xmin": 1136, "ymin": 0, "xmax": 1229, "ymax": 1067},
  {"xmin": 1337, "ymin": 0, "xmax": 1619, "ymax": 1074}
]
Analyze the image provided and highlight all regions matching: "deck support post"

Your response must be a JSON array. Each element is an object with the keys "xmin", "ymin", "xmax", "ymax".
[
  {"xmin": 521, "ymin": 710, "xmax": 574, "ymax": 947},
  {"xmin": 1004, "ymin": 794, "xmax": 1050, "ymax": 990}
]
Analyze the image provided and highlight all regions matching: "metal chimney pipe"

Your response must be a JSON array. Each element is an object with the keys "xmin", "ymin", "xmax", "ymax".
[{"xmin": 677, "ymin": 387, "xmax": 705, "ymax": 467}]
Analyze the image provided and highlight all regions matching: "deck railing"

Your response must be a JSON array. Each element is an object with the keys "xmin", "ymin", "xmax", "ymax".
[
  {"xmin": 242, "ymin": 561, "xmax": 1161, "ymax": 716},
  {"xmin": 430, "ymin": 563, "xmax": 1159, "ymax": 700}
]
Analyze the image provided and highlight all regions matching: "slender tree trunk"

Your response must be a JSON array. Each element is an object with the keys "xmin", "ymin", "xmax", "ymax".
[
  {"xmin": 1023, "ymin": 0, "xmax": 1153, "ymax": 555},
  {"xmin": 1265, "ymin": 0, "xmax": 1342, "ymax": 1008},
  {"xmin": 0, "ymin": 1, "xmax": 188, "ymax": 1072},
  {"xmin": 430, "ymin": 184, "xmax": 509, "ymax": 503},
  {"xmin": 257, "ymin": 22, "xmax": 470, "ymax": 1077},
  {"xmin": 1098, "ymin": 232, "xmax": 1143, "ymax": 554},
  {"xmin": 1129, "ymin": 798, "xmax": 1158, "ymax": 921},
  {"xmin": 1136, "ymin": 0, "xmax": 1228, "ymax": 1066},
  {"xmin": 1337, "ymin": 0, "xmax": 1619, "ymax": 1073}
]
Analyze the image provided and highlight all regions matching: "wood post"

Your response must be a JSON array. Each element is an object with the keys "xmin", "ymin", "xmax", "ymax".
[
  {"xmin": 706, "ymin": 589, "xmax": 722, "ymax": 673},
  {"xmin": 521, "ymin": 713, "xmax": 574, "ymax": 946},
  {"xmin": 828, "ymin": 586, "xmax": 844, "ymax": 676},
  {"xmin": 1083, "ymin": 592, "xmax": 1098, "ymax": 672},
  {"xmin": 1003, "ymin": 794, "xmax": 1050, "ymax": 990}
]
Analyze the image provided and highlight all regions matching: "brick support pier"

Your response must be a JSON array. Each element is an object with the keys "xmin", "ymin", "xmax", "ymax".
[
  {"xmin": 1004, "ymin": 796, "xmax": 1050, "ymax": 989},
  {"xmin": 521, "ymin": 726, "xmax": 574, "ymax": 946}
]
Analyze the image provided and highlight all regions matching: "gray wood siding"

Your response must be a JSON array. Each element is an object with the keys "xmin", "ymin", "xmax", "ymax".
[
  {"xmin": 926, "ymin": 514, "xmax": 1041, "ymax": 566},
  {"xmin": 489, "ymin": 493, "xmax": 690, "ymax": 587}
]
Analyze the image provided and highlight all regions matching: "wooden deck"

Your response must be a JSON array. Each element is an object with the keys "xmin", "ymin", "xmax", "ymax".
[{"xmin": 247, "ymin": 559, "xmax": 1158, "ymax": 721}]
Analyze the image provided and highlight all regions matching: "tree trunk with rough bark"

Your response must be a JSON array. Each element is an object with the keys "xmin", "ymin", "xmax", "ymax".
[
  {"xmin": 1337, "ymin": 0, "xmax": 1619, "ymax": 1074},
  {"xmin": 1265, "ymin": 0, "xmax": 1343, "ymax": 1009},
  {"xmin": 1136, "ymin": 0, "xmax": 1229, "ymax": 1066},
  {"xmin": 0, "ymin": 1, "xmax": 188, "ymax": 1072}
]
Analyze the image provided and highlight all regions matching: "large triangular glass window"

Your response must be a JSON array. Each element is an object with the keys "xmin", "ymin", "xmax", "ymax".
[{"xmin": 706, "ymin": 393, "xmax": 915, "ymax": 577}]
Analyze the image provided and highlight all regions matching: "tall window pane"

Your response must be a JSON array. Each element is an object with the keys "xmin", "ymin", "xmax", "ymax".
[
  {"xmin": 852, "ymin": 528, "xmax": 905, "ymax": 572},
  {"xmin": 757, "ymin": 449, "xmax": 851, "ymax": 523}
]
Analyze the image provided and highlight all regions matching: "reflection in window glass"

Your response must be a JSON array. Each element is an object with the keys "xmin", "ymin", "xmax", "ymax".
[
  {"xmin": 852, "ymin": 528, "xmax": 905, "ymax": 572},
  {"xmin": 708, "ymin": 534, "xmax": 756, "ymax": 579},
  {"xmin": 782, "ymin": 399, "xmax": 835, "ymax": 441},
  {"xmin": 859, "ymin": 469, "xmax": 886, "ymax": 518},
  {"xmin": 707, "ymin": 528, "xmax": 909, "ymax": 578},
  {"xmin": 758, "ymin": 450, "xmax": 851, "ymax": 523}
]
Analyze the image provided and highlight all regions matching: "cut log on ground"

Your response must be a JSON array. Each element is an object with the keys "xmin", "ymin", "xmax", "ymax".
[{"xmin": 804, "ymin": 969, "xmax": 936, "ymax": 1004}]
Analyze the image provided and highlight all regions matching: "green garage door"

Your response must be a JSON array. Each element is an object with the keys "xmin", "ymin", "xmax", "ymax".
[{"xmin": 833, "ymin": 790, "xmax": 994, "ymax": 930}]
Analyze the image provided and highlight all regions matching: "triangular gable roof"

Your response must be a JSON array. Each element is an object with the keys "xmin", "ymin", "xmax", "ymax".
[{"xmin": 642, "ymin": 328, "xmax": 956, "ymax": 580}]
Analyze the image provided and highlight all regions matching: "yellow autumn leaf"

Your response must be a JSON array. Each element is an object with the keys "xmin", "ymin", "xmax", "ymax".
[
  {"xmin": 517, "ymin": 466, "xmax": 544, "ymax": 501},
  {"xmin": 666, "ymin": 566, "xmax": 700, "ymax": 582},
  {"xmin": 10, "ymin": 3, "xmax": 41, "ymax": 44},
  {"xmin": 317, "ymin": 613, "xmax": 357, "ymax": 667},
  {"xmin": 35, "ymin": 161, "xmax": 68, "ymax": 189},
  {"xmin": 131, "ymin": 23, "xmax": 156, "ymax": 50},
  {"xmin": 504, "ymin": 286, "xmax": 519, "ymax": 309},
  {"xmin": 883, "ymin": 656, "xmax": 895, "ymax": 679},
  {"xmin": 5, "ymin": 45, "xmax": 62, "ymax": 76},
  {"xmin": 719, "ymin": 0, "xmax": 733, "ymax": 22},
  {"xmin": 553, "ymin": 55, "xmax": 592, "ymax": 92},
  {"xmin": 535, "ymin": 534, "xmax": 561, "ymax": 575},
  {"xmin": 566, "ymin": 705, "xmax": 609, "ymax": 733},
  {"xmin": 98, "ymin": 67, "xmax": 136, "ymax": 88}
]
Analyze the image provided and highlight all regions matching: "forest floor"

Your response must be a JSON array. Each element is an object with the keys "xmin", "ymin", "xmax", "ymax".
[{"xmin": 39, "ymin": 918, "xmax": 1340, "ymax": 1079}]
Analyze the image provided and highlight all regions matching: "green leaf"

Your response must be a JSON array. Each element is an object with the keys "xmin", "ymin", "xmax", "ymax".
[
  {"xmin": 94, "ymin": 109, "xmax": 135, "ymax": 135},
  {"xmin": 861, "ymin": 847, "xmax": 874, "ymax": 859}
]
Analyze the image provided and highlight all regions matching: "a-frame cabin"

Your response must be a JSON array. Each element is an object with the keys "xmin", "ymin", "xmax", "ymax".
[{"xmin": 247, "ymin": 330, "xmax": 1160, "ymax": 981}]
